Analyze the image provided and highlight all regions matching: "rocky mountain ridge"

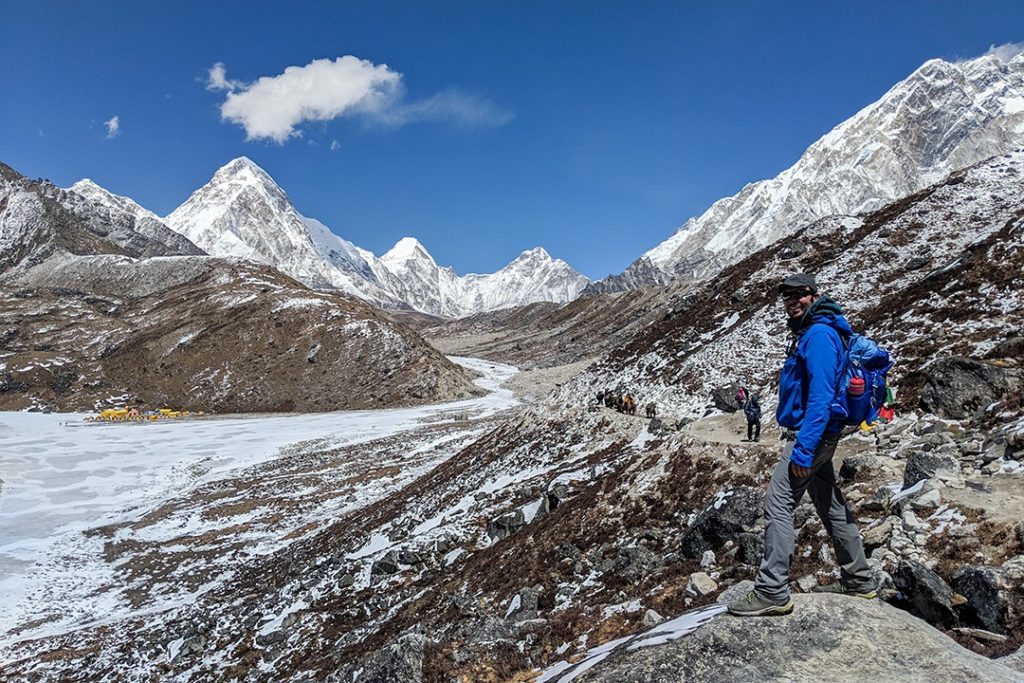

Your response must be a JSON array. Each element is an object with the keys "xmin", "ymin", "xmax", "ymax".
[
  {"xmin": 0, "ymin": 161, "xmax": 480, "ymax": 412},
  {"xmin": 593, "ymin": 52, "xmax": 1024, "ymax": 291},
  {"xmin": 157, "ymin": 157, "xmax": 589, "ymax": 317}
]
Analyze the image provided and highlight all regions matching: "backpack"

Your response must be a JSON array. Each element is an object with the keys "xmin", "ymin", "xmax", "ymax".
[{"xmin": 829, "ymin": 333, "xmax": 893, "ymax": 426}]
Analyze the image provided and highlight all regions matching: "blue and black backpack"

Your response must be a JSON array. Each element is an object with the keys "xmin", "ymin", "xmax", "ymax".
[{"xmin": 829, "ymin": 333, "xmax": 893, "ymax": 426}]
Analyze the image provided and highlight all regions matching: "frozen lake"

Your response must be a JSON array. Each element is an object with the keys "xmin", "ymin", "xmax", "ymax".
[{"xmin": 0, "ymin": 356, "xmax": 518, "ymax": 643}]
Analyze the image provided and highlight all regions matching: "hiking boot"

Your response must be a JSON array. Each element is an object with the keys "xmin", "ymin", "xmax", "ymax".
[
  {"xmin": 812, "ymin": 582, "xmax": 877, "ymax": 599},
  {"xmin": 727, "ymin": 590, "xmax": 794, "ymax": 616}
]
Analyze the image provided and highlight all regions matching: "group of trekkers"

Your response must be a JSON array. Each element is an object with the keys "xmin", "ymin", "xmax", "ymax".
[{"xmin": 595, "ymin": 389, "xmax": 657, "ymax": 419}]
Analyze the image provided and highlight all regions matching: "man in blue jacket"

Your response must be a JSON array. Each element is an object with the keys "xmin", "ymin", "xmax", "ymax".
[{"xmin": 729, "ymin": 273, "xmax": 874, "ymax": 616}]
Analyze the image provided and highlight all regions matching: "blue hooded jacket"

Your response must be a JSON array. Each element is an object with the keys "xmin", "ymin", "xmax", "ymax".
[{"xmin": 776, "ymin": 296, "xmax": 849, "ymax": 468}]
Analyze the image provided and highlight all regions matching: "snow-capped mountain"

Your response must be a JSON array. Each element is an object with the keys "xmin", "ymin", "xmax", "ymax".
[
  {"xmin": 602, "ymin": 52, "xmax": 1024, "ymax": 289},
  {"xmin": 164, "ymin": 157, "xmax": 397, "ymax": 306},
  {"xmin": 54, "ymin": 178, "xmax": 204, "ymax": 258},
  {"xmin": 370, "ymin": 237, "xmax": 589, "ymax": 318},
  {"xmin": 162, "ymin": 157, "xmax": 589, "ymax": 317}
]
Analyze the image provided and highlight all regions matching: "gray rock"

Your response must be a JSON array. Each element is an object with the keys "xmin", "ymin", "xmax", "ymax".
[
  {"xmin": 643, "ymin": 609, "xmax": 664, "ymax": 627},
  {"xmin": 952, "ymin": 566, "xmax": 1007, "ymax": 634},
  {"xmin": 919, "ymin": 356, "xmax": 1023, "ymax": 419},
  {"xmin": 716, "ymin": 580, "xmax": 755, "ymax": 606},
  {"xmin": 687, "ymin": 572, "xmax": 718, "ymax": 597},
  {"xmin": 859, "ymin": 486, "xmax": 895, "ymax": 513},
  {"xmin": 893, "ymin": 560, "xmax": 957, "ymax": 627},
  {"xmin": 839, "ymin": 455, "xmax": 888, "ymax": 483},
  {"xmin": 862, "ymin": 520, "xmax": 893, "ymax": 548},
  {"xmin": 570, "ymin": 594, "xmax": 1021, "ymax": 682},
  {"xmin": 330, "ymin": 630, "xmax": 425, "ymax": 683},
  {"xmin": 910, "ymin": 488, "xmax": 942, "ymax": 511},
  {"xmin": 508, "ymin": 585, "xmax": 543, "ymax": 622},
  {"xmin": 735, "ymin": 532, "xmax": 765, "ymax": 565},
  {"xmin": 903, "ymin": 451, "xmax": 960, "ymax": 489},
  {"xmin": 711, "ymin": 383, "xmax": 742, "ymax": 413},
  {"xmin": 680, "ymin": 487, "xmax": 763, "ymax": 559},
  {"xmin": 486, "ymin": 509, "xmax": 526, "ymax": 541}
]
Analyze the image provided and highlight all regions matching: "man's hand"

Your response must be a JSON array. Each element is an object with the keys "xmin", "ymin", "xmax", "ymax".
[{"xmin": 789, "ymin": 461, "xmax": 813, "ymax": 478}]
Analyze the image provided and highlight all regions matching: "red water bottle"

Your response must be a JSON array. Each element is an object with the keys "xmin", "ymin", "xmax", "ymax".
[{"xmin": 848, "ymin": 377, "xmax": 866, "ymax": 397}]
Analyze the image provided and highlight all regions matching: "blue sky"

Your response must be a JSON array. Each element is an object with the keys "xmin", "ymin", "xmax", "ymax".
[{"xmin": 2, "ymin": 2, "xmax": 1023, "ymax": 279}]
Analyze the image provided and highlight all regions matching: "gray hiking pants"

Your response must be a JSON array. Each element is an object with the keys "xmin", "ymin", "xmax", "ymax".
[{"xmin": 754, "ymin": 432, "xmax": 872, "ymax": 601}]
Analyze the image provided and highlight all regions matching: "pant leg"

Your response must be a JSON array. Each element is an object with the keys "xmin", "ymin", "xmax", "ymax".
[
  {"xmin": 753, "ymin": 420, "xmax": 761, "ymax": 440},
  {"xmin": 747, "ymin": 420, "xmax": 754, "ymax": 440},
  {"xmin": 754, "ymin": 440, "xmax": 815, "ymax": 601},
  {"xmin": 806, "ymin": 440, "xmax": 873, "ymax": 590}
]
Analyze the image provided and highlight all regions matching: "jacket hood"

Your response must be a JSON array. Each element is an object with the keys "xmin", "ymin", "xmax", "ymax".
[{"xmin": 788, "ymin": 294, "xmax": 851, "ymax": 336}]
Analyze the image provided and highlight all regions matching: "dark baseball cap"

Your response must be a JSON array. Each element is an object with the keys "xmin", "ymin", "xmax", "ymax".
[{"xmin": 778, "ymin": 273, "xmax": 817, "ymax": 293}]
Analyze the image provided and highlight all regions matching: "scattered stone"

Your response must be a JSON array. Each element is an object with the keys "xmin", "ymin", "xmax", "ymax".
[
  {"xmin": 796, "ymin": 575, "xmax": 818, "ymax": 592},
  {"xmin": 953, "ymin": 627, "xmax": 1008, "ymax": 643},
  {"xmin": 839, "ymin": 455, "xmax": 887, "ymax": 482},
  {"xmin": 507, "ymin": 585, "xmax": 543, "ymax": 622},
  {"xmin": 700, "ymin": 550, "xmax": 716, "ymax": 569},
  {"xmin": 910, "ymin": 488, "xmax": 941, "ymax": 511},
  {"xmin": 862, "ymin": 520, "xmax": 893, "ymax": 548},
  {"xmin": 643, "ymin": 609, "xmax": 664, "ymax": 627},
  {"xmin": 486, "ymin": 510, "xmax": 526, "ymax": 541},
  {"xmin": 982, "ymin": 461, "xmax": 1003, "ymax": 476},
  {"xmin": 687, "ymin": 572, "xmax": 718, "ymax": 597},
  {"xmin": 860, "ymin": 486, "xmax": 895, "ymax": 513},
  {"xmin": 333, "ymin": 630, "xmax": 425, "ymax": 683}
]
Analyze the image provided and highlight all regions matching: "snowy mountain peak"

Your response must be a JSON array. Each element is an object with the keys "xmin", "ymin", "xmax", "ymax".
[
  {"xmin": 381, "ymin": 237, "xmax": 436, "ymax": 269},
  {"xmin": 514, "ymin": 246, "xmax": 553, "ymax": 262},
  {"xmin": 68, "ymin": 178, "xmax": 160, "ymax": 222},
  {"xmin": 605, "ymin": 51, "xmax": 1024, "ymax": 289},
  {"xmin": 159, "ymin": 158, "xmax": 588, "ymax": 317}
]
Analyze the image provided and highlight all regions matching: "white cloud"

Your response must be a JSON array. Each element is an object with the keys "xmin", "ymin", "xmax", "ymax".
[
  {"xmin": 982, "ymin": 42, "xmax": 1024, "ymax": 63},
  {"xmin": 377, "ymin": 89, "xmax": 515, "ymax": 128},
  {"xmin": 330, "ymin": 140, "xmax": 341, "ymax": 151},
  {"xmin": 206, "ymin": 62, "xmax": 244, "ymax": 92},
  {"xmin": 209, "ymin": 55, "xmax": 512, "ymax": 143},
  {"xmin": 104, "ymin": 116, "xmax": 120, "ymax": 138}
]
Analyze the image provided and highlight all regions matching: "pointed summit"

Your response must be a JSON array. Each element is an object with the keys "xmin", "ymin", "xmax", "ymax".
[{"xmin": 381, "ymin": 237, "xmax": 436, "ymax": 268}]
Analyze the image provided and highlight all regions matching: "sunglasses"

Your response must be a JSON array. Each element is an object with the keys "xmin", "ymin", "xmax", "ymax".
[{"xmin": 780, "ymin": 288, "xmax": 813, "ymax": 301}]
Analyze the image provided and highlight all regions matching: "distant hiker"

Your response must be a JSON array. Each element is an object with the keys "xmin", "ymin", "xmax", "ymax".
[
  {"xmin": 735, "ymin": 385, "xmax": 747, "ymax": 409},
  {"xmin": 645, "ymin": 402, "xmax": 657, "ymax": 419},
  {"xmin": 743, "ymin": 392, "xmax": 761, "ymax": 442},
  {"xmin": 622, "ymin": 394, "xmax": 637, "ymax": 416},
  {"xmin": 127, "ymin": 406, "xmax": 140, "ymax": 419},
  {"xmin": 729, "ymin": 273, "xmax": 875, "ymax": 617}
]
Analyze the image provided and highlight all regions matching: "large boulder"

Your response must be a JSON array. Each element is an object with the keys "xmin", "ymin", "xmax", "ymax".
[
  {"xmin": 711, "ymin": 383, "xmax": 742, "ymax": 413},
  {"xmin": 893, "ymin": 560, "xmax": 957, "ymax": 627},
  {"xmin": 680, "ymin": 487, "xmax": 763, "ymax": 559},
  {"xmin": 903, "ymin": 451, "xmax": 960, "ymax": 489},
  {"xmin": 918, "ymin": 357, "xmax": 1023, "ymax": 419},
  {"xmin": 562, "ymin": 594, "xmax": 1021, "ymax": 682},
  {"xmin": 952, "ymin": 566, "xmax": 1007, "ymax": 634}
]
